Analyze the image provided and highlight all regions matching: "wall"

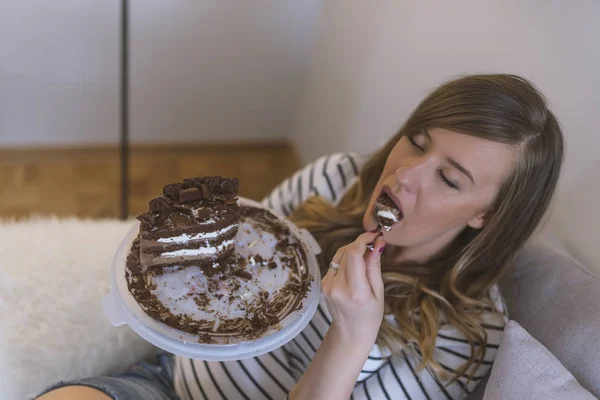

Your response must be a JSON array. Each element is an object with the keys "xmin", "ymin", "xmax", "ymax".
[
  {"xmin": 0, "ymin": 2, "xmax": 119, "ymax": 147},
  {"xmin": 130, "ymin": 1, "xmax": 322, "ymax": 144},
  {"xmin": 0, "ymin": 1, "xmax": 323, "ymax": 147},
  {"xmin": 292, "ymin": 0, "xmax": 600, "ymax": 270}
]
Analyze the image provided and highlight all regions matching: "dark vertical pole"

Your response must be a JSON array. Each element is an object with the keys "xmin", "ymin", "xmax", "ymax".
[{"xmin": 120, "ymin": 0, "xmax": 129, "ymax": 220}]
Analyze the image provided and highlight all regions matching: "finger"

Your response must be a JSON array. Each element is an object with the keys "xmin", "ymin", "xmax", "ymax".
[
  {"xmin": 342, "ymin": 244, "xmax": 372, "ymax": 291},
  {"xmin": 323, "ymin": 245, "xmax": 346, "ymax": 286},
  {"xmin": 364, "ymin": 237, "xmax": 386, "ymax": 298},
  {"xmin": 322, "ymin": 257, "xmax": 340, "ymax": 287},
  {"xmin": 331, "ymin": 245, "xmax": 349, "ymax": 278},
  {"xmin": 333, "ymin": 246, "xmax": 351, "ymax": 287},
  {"xmin": 322, "ymin": 265, "xmax": 335, "ymax": 287},
  {"xmin": 342, "ymin": 232, "xmax": 381, "ymax": 273},
  {"xmin": 331, "ymin": 245, "xmax": 347, "ymax": 265},
  {"xmin": 352, "ymin": 231, "xmax": 382, "ymax": 251},
  {"xmin": 321, "ymin": 263, "xmax": 338, "ymax": 296}
]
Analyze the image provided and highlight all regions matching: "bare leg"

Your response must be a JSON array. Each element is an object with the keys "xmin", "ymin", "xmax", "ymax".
[{"xmin": 37, "ymin": 385, "xmax": 112, "ymax": 400}]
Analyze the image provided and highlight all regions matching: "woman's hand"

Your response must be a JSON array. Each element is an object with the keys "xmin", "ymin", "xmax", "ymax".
[
  {"xmin": 289, "ymin": 232, "xmax": 386, "ymax": 400},
  {"xmin": 322, "ymin": 231, "xmax": 387, "ymax": 350}
]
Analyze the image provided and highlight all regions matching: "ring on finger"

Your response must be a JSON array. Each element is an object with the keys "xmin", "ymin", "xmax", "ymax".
[{"xmin": 329, "ymin": 261, "xmax": 340, "ymax": 270}]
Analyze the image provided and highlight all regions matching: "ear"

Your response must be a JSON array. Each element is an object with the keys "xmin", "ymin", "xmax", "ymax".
[{"xmin": 466, "ymin": 211, "xmax": 489, "ymax": 230}]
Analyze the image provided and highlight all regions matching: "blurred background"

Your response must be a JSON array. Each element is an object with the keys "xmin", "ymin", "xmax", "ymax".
[{"xmin": 1, "ymin": 0, "xmax": 598, "ymax": 270}]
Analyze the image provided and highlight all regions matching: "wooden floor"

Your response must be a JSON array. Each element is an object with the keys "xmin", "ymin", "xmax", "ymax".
[{"xmin": 0, "ymin": 142, "xmax": 300, "ymax": 220}]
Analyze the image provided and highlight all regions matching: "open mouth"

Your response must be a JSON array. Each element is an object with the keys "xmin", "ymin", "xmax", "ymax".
[{"xmin": 373, "ymin": 189, "xmax": 403, "ymax": 230}]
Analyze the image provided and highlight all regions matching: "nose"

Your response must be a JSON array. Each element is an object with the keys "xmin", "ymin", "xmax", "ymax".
[{"xmin": 394, "ymin": 157, "xmax": 429, "ymax": 193}]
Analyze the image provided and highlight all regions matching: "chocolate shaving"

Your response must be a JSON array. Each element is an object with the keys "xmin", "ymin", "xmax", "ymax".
[
  {"xmin": 233, "ymin": 269, "xmax": 252, "ymax": 281},
  {"xmin": 194, "ymin": 293, "xmax": 211, "ymax": 309}
]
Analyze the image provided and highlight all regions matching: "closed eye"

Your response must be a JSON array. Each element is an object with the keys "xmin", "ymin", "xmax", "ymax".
[
  {"xmin": 409, "ymin": 133, "xmax": 460, "ymax": 189},
  {"xmin": 438, "ymin": 169, "xmax": 460, "ymax": 190},
  {"xmin": 408, "ymin": 135, "xmax": 424, "ymax": 151}
]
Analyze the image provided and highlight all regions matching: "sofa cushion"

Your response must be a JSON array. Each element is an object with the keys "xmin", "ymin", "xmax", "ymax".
[
  {"xmin": 483, "ymin": 321, "xmax": 595, "ymax": 399},
  {"xmin": 498, "ymin": 241, "xmax": 600, "ymax": 398}
]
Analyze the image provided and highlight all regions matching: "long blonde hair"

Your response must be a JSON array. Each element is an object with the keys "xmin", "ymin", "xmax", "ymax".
[{"xmin": 289, "ymin": 74, "xmax": 564, "ymax": 382}]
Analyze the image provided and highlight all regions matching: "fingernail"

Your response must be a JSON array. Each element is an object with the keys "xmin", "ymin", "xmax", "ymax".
[
  {"xmin": 379, "ymin": 244, "xmax": 387, "ymax": 253},
  {"xmin": 378, "ymin": 232, "xmax": 384, "ymax": 237},
  {"xmin": 369, "ymin": 228, "xmax": 378, "ymax": 233}
]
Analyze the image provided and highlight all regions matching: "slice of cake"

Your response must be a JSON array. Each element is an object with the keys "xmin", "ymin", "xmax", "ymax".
[{"xmin": 137, "ymin": 176, "xmax": 240, "ymax": 271}]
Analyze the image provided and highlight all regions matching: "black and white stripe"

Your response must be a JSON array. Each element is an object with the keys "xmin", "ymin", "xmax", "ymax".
[
  {"xmin": 173, "ymin": 153, "xmax": 507, "ymax": 400},
  {"xmin": 261, "ymin": 152, "xmax": 361, "ymax": 216}
]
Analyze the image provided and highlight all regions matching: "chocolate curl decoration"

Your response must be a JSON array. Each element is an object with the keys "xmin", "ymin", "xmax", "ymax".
[
  {"xmin": 184, "ymin": 177, "xmax": 205, "ymax": 187},
  {"xmin": 161, "ymin": 176, "xmax": 238, "ymax": 205},
  {"xmin": 209, "ymin": 176, "xmax": 239, "ymax": 196},
  {"xmin": 185, "ymin": 176, "xmax": 239, "ymax": 198},
  {"xmin": 178, "ymin": 187, "xmax": 204, "ymax": 204},
  {"xmin": 222, "ymin": 177, "xmax": 239, "ymax": 195},
  {"xmin": 148, "ymin": 196, "xmax": 173, "ymax": 212},
  {"xmin": 199, "ymin": 183, "xmax": 213, "ymax": 201},
  {"xmin": 162, "ymin": 183, "xmax": 180, "ymax": 200},
  {"xmin": 137, "ymin": 213, "xmax": 156, "ymax": 230}
]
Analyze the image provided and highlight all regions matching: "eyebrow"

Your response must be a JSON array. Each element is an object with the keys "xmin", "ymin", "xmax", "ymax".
[{"xmin": 423, "ymin": 129, "xmax": 476, "ymax": 186}]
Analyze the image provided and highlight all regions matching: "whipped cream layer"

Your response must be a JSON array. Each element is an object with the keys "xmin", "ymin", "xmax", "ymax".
[{"xmin": 157, "ymin": 224, "xmax": 237, "ymax": 243}]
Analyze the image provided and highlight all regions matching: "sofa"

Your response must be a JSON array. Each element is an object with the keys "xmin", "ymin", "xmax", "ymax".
[
  {"xmin": 1, "ymin": 218, "xmax": 598, "ymax": 400},
  {"xmin": 466, "ymin": 238, "xmax": 600, "ymax": 399}
]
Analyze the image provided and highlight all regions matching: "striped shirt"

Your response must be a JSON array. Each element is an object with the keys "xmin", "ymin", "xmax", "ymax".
[{"xmin": 174, "ymin": 152, "xmax": 507, "ymax": 400}]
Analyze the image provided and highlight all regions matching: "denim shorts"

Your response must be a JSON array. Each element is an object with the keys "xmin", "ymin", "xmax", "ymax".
[{"xmin": 35, "ymin": 353, "xmax": 179, "ymax": 400}]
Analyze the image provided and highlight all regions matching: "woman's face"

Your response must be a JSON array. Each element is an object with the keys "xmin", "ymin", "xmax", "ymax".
[{"xmin": 364, "ymin": 128, "xmax": 516, "ymax": 258}]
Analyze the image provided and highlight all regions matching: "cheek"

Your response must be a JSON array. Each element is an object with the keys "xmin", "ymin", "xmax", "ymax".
[
  {"xmin": 420, "ymin": 197, "xmax": 459, "ymax": 224},
  {"xmin": 418, "ymin": 195, "xmax": 478, "ymax": 227}
]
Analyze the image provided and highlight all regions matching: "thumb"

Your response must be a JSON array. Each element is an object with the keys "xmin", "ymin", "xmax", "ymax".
[{"xmin": 365, "ymin": 237, "xmax": 385, "ymax": 298}]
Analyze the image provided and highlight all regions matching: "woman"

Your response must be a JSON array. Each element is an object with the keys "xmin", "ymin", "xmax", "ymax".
[{"xmin": 38, "ymin": 74, "xmax": 564, "ymax": 400}]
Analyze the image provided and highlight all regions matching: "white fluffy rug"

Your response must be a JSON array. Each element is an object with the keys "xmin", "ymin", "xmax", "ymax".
[{"xmin": 0, "ymin": 217, "xmax": 157, "ymax": 400}]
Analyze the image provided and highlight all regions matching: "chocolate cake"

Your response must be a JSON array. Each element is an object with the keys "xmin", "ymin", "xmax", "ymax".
[
  {"xmin": 126, "ymin": 178, "xmax": 314, "ymax": 344},
  {"xmin": 137, "ymin": 177, "xmax": 240, "ymax": 271},
  {"xmin": 373, "ymin": 192, "xmax": 401, "ymax": 229}
]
